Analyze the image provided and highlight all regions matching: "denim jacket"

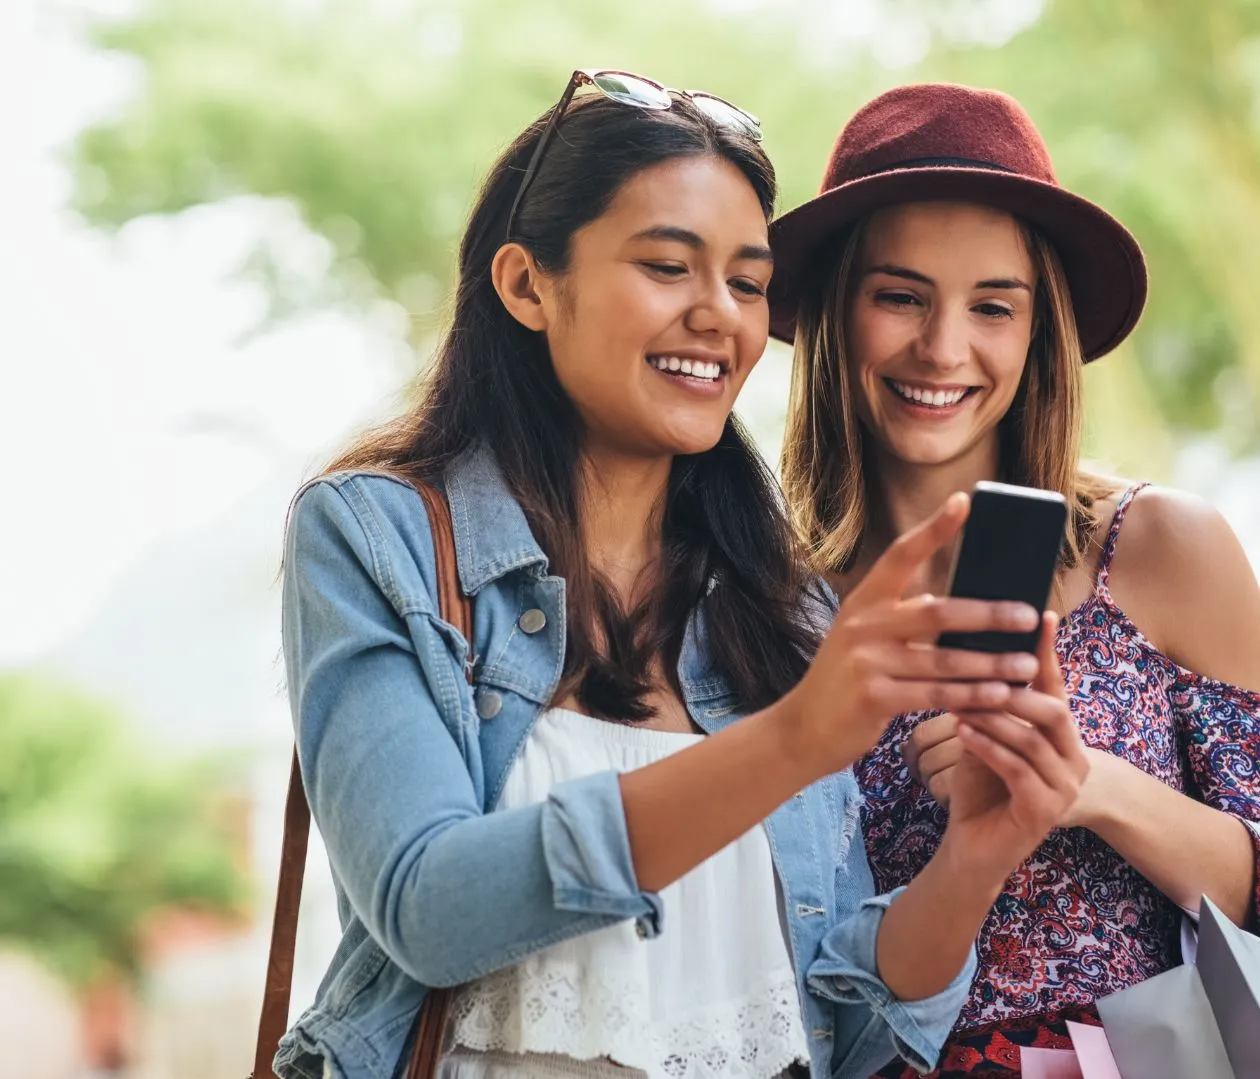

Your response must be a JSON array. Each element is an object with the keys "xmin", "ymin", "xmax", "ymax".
[{"xmin": 276, "ymin": 445, "xmax": 973, "ymax": 1079}]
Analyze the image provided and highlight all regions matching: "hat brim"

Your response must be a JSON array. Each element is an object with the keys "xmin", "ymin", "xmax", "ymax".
[{"xmin": 767, "ymin": 166, "xmax": 1147, "ymax": 362}]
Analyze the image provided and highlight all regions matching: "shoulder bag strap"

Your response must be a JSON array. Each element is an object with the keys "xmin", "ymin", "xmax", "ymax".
[{"xmin": 251, "ymin": 477, "xmax": 471, "ymax": 1079}]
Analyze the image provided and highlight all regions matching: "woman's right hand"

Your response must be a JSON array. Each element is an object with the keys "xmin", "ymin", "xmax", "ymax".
[{"xmin": 785, "ymin": 493, "xmax": 1042, "ymax": 775}]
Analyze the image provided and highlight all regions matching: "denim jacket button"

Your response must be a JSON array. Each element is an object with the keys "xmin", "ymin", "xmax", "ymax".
[
  {"xmin": 476, "ymin": 690, "xmax": 503, "ymax": 719},
  {"xmin": 518, "ymin": 608, "xmax": 547, "ymax": 634}
]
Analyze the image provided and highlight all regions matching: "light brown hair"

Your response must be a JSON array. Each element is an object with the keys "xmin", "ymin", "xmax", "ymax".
[{"xmin": 780, "ymin": 214, "xmax": 1116, "ymax": 578}]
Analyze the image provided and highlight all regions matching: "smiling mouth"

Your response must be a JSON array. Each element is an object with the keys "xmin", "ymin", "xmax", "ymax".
[
  {"xmin": 647, "ymin": 355, "xmax": 725, "ymax": 383},
  {"xmin": 885, "ymin": 378, "xmax": 980, "ymax": 409}
]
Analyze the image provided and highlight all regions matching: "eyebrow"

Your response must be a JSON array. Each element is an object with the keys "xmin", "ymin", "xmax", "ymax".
[
  {"xmin": 630, "ymin": 225, "xmax": 773, "ymax": 263},
  {"xmin": 865, "ymin": 262, "xmax": 1032, "ymax": 292}
]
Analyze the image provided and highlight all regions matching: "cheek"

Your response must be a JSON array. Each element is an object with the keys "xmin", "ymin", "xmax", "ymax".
[
  {"xmin": 984, "ymin": 334, "xmax": 1033, "ymax": 400},
  {"xmin": 734, "ymin": 311, "xmax": 770, "ymax": 375},
  {"xmin": 846, "ymin": 310, "xmax": 893, "ymax": 391}
]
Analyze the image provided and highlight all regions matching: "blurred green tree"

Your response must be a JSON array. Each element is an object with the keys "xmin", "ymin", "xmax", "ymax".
[
  {"xmin": 68, "ymin": 0, "xmax": 1260, "ymax": 473},
  {"xmin": 0, "ymin": 673, "xmax": 246, "ymax": 985}
]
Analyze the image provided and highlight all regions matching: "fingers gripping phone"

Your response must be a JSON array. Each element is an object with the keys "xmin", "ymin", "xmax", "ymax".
[{"xmin": 938, "ymin": 481, "xmax": 1068, "ymax": 654}]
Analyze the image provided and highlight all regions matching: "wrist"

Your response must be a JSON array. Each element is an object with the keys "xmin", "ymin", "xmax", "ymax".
[
  {"xmin": 936, "ymin": 827, "xmax": 1014, "ymax": 905},
  {"xmin": 1064, "ymin": 747, "xmax": 1121, "ymax": 830},
  {"xmin": 762, "ymin": 690, "xmax": 837, "ymax": 788}
]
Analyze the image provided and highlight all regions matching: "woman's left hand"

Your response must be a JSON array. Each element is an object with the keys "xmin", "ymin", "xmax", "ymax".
[{"xmin": 942, "ymin": 612, "xmax": 1090, "ymax": 879}]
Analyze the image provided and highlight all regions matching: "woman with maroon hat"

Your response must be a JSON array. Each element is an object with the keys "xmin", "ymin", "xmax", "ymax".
[{"xmin": 772, "ymin": 82, "xmax": 1260, "ymax": 1076}]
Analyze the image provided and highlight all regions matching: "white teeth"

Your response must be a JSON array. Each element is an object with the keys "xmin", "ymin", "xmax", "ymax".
[
  {"xmin": 891, "ymin": 380, "xmax": 968, "ymax": 407},
  {"xmin": 648, "ymin": 356, "xmax": 722, "ymax": 381}
]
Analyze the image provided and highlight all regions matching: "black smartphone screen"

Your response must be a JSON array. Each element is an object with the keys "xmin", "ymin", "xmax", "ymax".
[{"xmin": 937, "ymin": 481, "xmax": 1068, "ymax": 654}]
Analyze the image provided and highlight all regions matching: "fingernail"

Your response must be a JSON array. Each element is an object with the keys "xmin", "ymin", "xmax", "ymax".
[
  {"xmin": 1008, "ymin": 655, "xmax": 1039, "ymax": 679},
  {"xmin": 981, "ymin": 681, "xmax": 1011, "ymax": 704},
  {"xmin": 1002, "ymin": 603, "xmax": 1040, "ymax": 629}
]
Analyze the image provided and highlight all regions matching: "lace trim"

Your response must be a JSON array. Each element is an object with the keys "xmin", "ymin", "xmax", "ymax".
[{"xmin": 448, "ymin": 964, "xmax": 808, "ymax": 1079}]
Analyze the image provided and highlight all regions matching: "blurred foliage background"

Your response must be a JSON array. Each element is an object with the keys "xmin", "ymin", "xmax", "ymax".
[
  {"xmin": 67, "ymin": 0, "xmax": 1260, "ymax": 478},
  {"xmin": 0, "ymin": 674, "xmax": 245, "ymax": 986}
]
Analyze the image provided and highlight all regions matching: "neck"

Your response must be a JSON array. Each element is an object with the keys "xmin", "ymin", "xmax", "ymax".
[
  {"xmin": 866, "ymin": 435, "xmax": 1001, "ymax": 593},
  {"xmin": 578, "ymin": 445, "xmax": 672, "ymax": 602}
]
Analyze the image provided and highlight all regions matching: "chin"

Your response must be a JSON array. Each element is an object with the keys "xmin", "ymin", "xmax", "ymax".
[
  {"xmin": 666, "ymin": 435, "xmax": 725, "ymax": 458},
  {"xmin": 656, "ymin": 427, "xmax": 726, "ymax": 458},
  {"xmin": 880, "ymin": 434, "xmax": 975, "ymax": 468}
]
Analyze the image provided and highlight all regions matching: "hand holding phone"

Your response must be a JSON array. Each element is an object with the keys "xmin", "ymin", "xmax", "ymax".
[{"xmin": 938, "ymin": 481, "xmax": 1068, "ymax": 654}]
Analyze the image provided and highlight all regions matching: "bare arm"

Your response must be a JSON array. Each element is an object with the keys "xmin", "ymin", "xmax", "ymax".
[
  {"xmin": 623, "ymin": 495, "xmax": 1037, "ymax": 893},
  {"xmin": 1070, "ymin": 751, "xmax": 1256, "ymax": 924}
]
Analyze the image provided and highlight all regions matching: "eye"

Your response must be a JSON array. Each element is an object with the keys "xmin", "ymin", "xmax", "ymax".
[
  {"xmin": 641, "ymin": 261, "xmax": 687, "ymax": 277},
  {"xmin": 876, "ymin": 290, "xmax": 921, "ymax": 308},
  {"xmin": 974, "ymin": 302, "xmax": 1016, "ymax": 320},
  {"xmin": 731, "ymin": 278, "xmax": 767, "ymax": 298}
]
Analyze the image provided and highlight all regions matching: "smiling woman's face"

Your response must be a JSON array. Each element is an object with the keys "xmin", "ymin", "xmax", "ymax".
[
  {"xmin": 846, "ymin": 201, "xmax": 1037, "ymax": 470},
  {"xmin": 535, "ymin": 154, "xmax": 773, "ymax": 460}
]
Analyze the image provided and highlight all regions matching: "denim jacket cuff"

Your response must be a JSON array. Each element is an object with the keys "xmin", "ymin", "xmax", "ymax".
[
  {"xmin": 541, "ymin": 770, "xmax": 665, "ymax": 939},
  {"xmin": 806, "ymin": 888, "xmax": 975, "ymax": 1073}
]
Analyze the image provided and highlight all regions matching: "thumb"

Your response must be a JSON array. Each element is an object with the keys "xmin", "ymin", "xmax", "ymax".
[
  {"xmin": 847, "ymin": 492, "xmax": 969, "ymax": 607},
  {"xmin": 1031, "ymin": 610, "xmax": 1067, "ymax": 699}
]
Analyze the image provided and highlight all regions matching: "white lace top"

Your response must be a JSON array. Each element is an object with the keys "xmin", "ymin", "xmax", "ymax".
[{"xmin": 441, "ymin": 708, "xmax": 810, "ymax": 1079}]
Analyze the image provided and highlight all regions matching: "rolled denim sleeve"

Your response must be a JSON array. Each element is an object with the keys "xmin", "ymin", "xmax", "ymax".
[
  {"xmin": 283, "ymin": 480, "xmax": 661, "ymax": 989},
  {"xmin": 808, "ymin": 888, "xmax": 975, "ymax": 1075}
]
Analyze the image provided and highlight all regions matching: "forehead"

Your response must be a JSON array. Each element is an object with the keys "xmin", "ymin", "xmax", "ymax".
[
  {"xmin": 581, "ymin": 155, "xmax": 768, "ymax": 248},
  {"xmin": 862, "ymin": 201, "xmax": 1033, "ymax": 274}
]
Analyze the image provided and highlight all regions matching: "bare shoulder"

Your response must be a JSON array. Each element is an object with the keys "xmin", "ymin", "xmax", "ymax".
[{"xmin": 1108, "ymin": 485, "xmax": 1260, "ymax": 687}]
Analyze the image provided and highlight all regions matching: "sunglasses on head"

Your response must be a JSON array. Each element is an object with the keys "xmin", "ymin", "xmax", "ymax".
[{"xmin": 505, "ymin": 69, "xmax": 763, "ymax": 241}]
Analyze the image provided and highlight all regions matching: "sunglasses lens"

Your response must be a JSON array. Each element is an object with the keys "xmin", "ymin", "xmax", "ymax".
[
  {"xmin": 591, "ymin": 72, "xmax": 671, "ymax": 109},
  {"xmin": 691, "ymin": 95, "xmax": 763, "ymax": 141}
]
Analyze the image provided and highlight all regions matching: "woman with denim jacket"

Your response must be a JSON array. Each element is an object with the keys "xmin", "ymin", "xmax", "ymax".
[{"xmin": 278, "ymin": 72, "xmax": 1086, "ymax": 1079}]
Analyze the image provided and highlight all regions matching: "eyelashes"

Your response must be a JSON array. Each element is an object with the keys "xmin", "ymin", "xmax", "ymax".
[
  {"xmin": 875, "ymin": 291, "xmax": 1017, "ymax": 319},
  {"xmin": 640, "ymin": 263, "xmax": 768, "ymax": 298}
]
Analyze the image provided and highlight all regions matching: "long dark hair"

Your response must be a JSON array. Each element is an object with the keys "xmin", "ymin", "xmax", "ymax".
[{"xmin": 330, "ymin": 92, "xmax": 821, "ymax": 720}]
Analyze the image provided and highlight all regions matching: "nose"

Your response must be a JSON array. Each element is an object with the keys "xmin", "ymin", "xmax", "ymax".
[
  {"xmin": 684, "ymin": 273, "xmax": 742, "ymax": 338},
  {"xmin": 916, "ymin": 305, "xmax": 970, "ymax": 372}
]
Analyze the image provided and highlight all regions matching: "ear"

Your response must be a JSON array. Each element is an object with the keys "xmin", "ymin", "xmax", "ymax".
[{"xmin": 491, "ymin": 242, "xmax": 551, "ymax": 333}]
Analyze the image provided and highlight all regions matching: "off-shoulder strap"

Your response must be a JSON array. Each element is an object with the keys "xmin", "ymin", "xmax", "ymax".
[{"xmin": 1095, "ymin": 482, "xmax": 1152, "ymax": 600}]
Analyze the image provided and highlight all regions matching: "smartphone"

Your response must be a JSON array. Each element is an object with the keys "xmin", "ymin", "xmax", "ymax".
[{"xmin": 937, "ymin": 481, "xmax": 1068, "ymax": 654}]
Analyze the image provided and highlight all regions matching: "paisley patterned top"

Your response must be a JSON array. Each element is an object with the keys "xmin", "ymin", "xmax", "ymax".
[{"xmin": 858, "ymin": 484, "xmax": 1260, "ymax": 1077}]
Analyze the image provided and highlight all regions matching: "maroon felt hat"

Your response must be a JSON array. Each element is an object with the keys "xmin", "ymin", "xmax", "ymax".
[{"xmin": 768, "ymin": 83, "xmax": 1147, "ymax": 361}]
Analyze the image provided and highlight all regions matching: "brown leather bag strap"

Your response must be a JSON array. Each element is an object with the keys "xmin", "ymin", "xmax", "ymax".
[
  {"xmin": 251, "ymin": 751, "xmax": 311, "ymax": 1079},
  {"xmin": 251, "ymin": 477, "xmax": 472, "ymax": 1079}
]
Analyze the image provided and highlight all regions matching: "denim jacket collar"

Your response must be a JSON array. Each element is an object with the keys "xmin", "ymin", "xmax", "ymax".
[
  {"xmin": 444, "ymin": 444, "xmax": 735, "ymax": 705},
  {"xmin": 445, "ymin": 444, "xmax": 550, "ymax": 594}
]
